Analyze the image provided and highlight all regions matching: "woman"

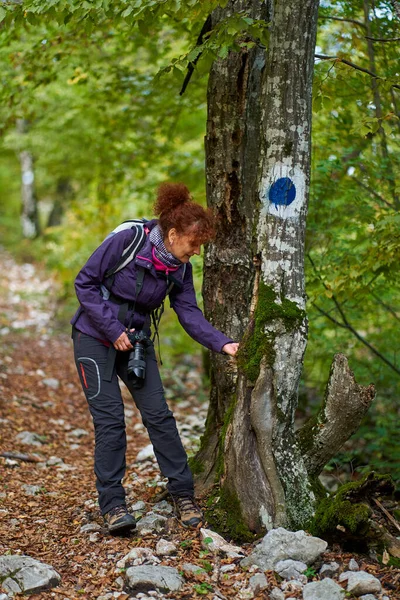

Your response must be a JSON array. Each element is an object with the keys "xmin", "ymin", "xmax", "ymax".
[{"xmin": 71, "ymin": 182, "xmax": 239, "ymax": 534}]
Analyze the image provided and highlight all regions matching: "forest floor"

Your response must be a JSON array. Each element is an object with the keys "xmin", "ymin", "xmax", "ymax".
[{"xmin": 0, "ymin": 247, "xmax": 399, "ymax": 600}]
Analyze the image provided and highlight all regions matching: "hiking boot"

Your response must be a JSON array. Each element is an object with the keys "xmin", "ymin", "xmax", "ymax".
[
  {"xmin": 172, "ymin": 495, "xmax": 203, "ymax": 528},
  {"xmin": 104, "ymin": 505, "xmax": 136, "ymax": 534}
]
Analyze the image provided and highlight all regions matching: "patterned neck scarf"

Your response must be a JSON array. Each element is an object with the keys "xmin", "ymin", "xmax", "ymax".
[{"xmin": 149, "ymin": 224, "xmax": 182, "ymax": 269}]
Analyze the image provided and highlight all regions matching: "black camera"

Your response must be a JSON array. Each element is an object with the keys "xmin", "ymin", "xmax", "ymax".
[{"xmin": 126, "ymin": 330, "xmax": 152, "ymax": 388}]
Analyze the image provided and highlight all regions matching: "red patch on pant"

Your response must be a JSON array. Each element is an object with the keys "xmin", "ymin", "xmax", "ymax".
[{"xmin": 80, "ymin": 363, "xmax": 88, "ymax": 388}]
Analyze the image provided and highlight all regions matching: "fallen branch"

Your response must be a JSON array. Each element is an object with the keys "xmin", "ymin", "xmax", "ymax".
[
  {"xmin": 0, "ymin": 451, "xmax": 42, "ymax": 463},
  {"xmin": 373, "ymin": 497, "xmax": 400, "ymax": 534}
]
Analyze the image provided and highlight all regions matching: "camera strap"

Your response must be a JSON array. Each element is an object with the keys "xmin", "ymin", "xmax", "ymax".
[{"xmin": 103, "ymin": 268, "xmax": 146, "ymax": 382}]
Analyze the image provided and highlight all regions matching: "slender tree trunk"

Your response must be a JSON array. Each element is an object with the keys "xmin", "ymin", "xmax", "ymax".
[{"xmin": 17, "ymin": 119, "xmax": 40, "ymax": 238}]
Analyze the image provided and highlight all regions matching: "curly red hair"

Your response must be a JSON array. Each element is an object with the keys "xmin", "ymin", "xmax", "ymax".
[{"xmin": 153, "ymin": 182, "xmax": 215, "ymax": 243}]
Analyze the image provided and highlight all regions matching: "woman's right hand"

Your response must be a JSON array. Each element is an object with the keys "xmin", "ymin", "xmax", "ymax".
[{"xmin": 113, "ymin": 330, "xmax": 134, "ymax": 351}]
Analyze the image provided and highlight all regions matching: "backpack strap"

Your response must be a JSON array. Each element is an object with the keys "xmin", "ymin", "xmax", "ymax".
[{"xmin": 104, "ymin": 224, "xmax": 147, "ymax": 289}]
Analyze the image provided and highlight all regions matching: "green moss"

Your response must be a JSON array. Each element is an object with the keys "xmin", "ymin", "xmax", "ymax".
[
  {"xmin": 205, "ymin": 486, "xmax": 257, "ymax": 544},
  {"xmin": 237, "ymin": 282, "xmax": 305, "ymax": 382},
  {"xmin": 309, "ymin": 475, "xmax": 375, "ymax": 538},
  {"xmin": 188, "ymin": 455, "xmax": 205, "ymax": 475}
]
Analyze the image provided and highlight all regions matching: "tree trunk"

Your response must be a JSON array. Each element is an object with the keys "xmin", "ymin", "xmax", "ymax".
[
  {"xmin": 195, "ymin": 0, "xmax": 375, "ymax": 538},
  {"xmin": 17, "ymin": 119, "xmax": 40, "ymax": 239}
]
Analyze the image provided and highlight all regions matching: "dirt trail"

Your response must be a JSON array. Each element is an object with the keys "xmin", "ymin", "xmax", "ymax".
[
  {"xmin": 1, "ymin": 249, "xmax": 399, "ymax": 600},
  {"xmin": 0, "ymin": 249, "xmax": 214, "ymax": 599}
]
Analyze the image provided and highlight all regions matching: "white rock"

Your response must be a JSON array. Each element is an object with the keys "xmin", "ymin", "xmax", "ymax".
[
  {"xmin": 269, "ymin": 588, "xmax": 285, "ymax": 600},
  {"xmin": 156, "ymin": 539, "xmax": 176, "ymax": 556},
  {"xmin": 249, "ymin": 572, "xmax": 268, "ymax": 592},
  {"xmin": 136, "ymin": 512, "xmax": 167, "ymax": 535},
  {"xmin": 359, "ymin": 595, "xmax": 377, "ymax": 600},
  {"xmin": 200, "ymin": 528, "xmax": 244, "ymax": 558},
  {"xmin": 125, "ymin": 565, "xmax": 184, "ymax": 593},
  {"xmin": 220, "ymin": 564, "xmax": 236, "ymax": 573},
  {"xmin": 340, "ymin": 571, "xmax": 382, "ymax": 596},
  {"xmin": 69, "ymin": 428, "xmax": 89, "ymax": 438},
  {"xmin": 240, "ymin": 527, "xmax": 327, "ymax": 570},
  {"xmin": 152, "ymin": 500, "xmax": 173, "ymax": 515},
  {"xmin": 181, "ymin": 563, "xmax": 206, "ymax": 575},
  {"xmin": 116, "ymin": 548, "xmax": 159, "ymax": 569},
  {"xmin": 42, "ymin": 378, "xmax": 60, "ymax": 389},
  {"xmin": 22, "ymin": 485, "xmax": 41, "ymax": 496},
  {"xmin": 0, "ymin": 555, "xmax": 61, "ymax": 595},
  {"xmin": 16, "ymin": 431, "xmax": 43, "ymax": 446},
  {"xmin": 303, "ymin": 578, "xmax": 345, "ymax": 599},
  {"xmin": 46, "ymin": 456, "xmax": 64, "ymax": 466},
  {"xmin": 131, "ymin": 501, "xmax": 146, "ymax": 512},
  {"xmin": 319, "ymin": 561, "xmax": 340, "ymax": 578},
  {"xmin": 80, "ymin": 523, "xmax": 101, "ymax": 533},
  {"xmin": 136, "ymin": 444, "xmax": 155, "ymax": 462},
  {"xmin": 275, "ymin": 558, "xmax": 307, "ymax": 580},
  {"xmin": 349, "ymin": 558, "xmax": 359, "ymax": 571}
]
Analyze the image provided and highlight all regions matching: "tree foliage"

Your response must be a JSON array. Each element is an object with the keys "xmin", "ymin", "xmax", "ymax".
[{"xmin": 0, "ymin": 0, "xmax": 399, "ymax": 481}]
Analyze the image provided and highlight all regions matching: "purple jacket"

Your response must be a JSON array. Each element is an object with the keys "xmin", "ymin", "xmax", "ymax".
[{"xmin": 71, "ymin": 219, "xmax": 233, "ymax": 353}]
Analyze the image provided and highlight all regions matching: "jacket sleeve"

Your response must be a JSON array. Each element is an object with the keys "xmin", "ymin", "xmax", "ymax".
[
  {"xmin": 73, "ymin": 230, "xmax": 135, "ymax": 343},
  {"xmin": 170, "ymin": 262, "xmax": 234, "ymax": 353}
]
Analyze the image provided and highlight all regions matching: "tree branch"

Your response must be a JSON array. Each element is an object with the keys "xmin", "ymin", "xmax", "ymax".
[
  {"xmin": 365, "ymin": 36, "xmax": 400, "ymax": 42},
  {"xmin": 370, "ymin": 291, "xmax": 400, "ymax": 322},
  {"xmin": 313, "ymin": 300, "xmax": 400, "ymax": 377},
  {"xmin": 315, "ymin": 54, "xmax": 400, "ymax": 90},
  {"xmin": 318, "ymin": 15, "xmax": 366, "ymax": 28},
  {"xmin": 350, "ymin": 175, "xmax": 395, "ymax": 208}
]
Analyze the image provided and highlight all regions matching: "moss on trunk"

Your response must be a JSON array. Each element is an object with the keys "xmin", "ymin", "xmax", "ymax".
[{"xmin": 237, "ymin": 282, "xmax": 305, "ymax": 382}]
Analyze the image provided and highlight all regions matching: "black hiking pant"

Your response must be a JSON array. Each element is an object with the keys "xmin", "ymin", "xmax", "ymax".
[{"xmin": 72, "ymin": 328, "xmax": 194, "ymax": 515}]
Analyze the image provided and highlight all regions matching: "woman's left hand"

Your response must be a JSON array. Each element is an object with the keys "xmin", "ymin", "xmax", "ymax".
[{"xmin": 222, "ymin": 342, "xmax": 239, "ymax": 356}]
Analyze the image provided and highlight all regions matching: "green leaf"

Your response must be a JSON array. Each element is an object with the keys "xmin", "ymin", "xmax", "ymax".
[{"xmin": 0, "ymin": 7, "xmax": 7, "ymax": 22}]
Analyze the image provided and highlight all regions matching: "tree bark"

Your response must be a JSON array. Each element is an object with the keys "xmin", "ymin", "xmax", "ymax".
[
  {"xmin": 17, "ymin": 119, "xmax": 40, "ymax": 239},
  {"xmin": 297, "ymin": 354, "xmax": 375, "ymax": 479},
  {"xmin": 196, "ymin": 0, "xmax": 321, "ymax": 536}
]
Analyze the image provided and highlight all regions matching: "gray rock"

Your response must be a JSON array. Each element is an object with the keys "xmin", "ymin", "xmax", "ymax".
[
  {"xmin": 182, "ymin": 563, "xmax": 206, "ymax": 575},
  {"xmin": 319, "ymin": 561, "xmax": 340, "ymax": 578},
  {"xmin": 200, "ymin": 528, "xmax": 244, "ymax": 558},
  {"xmin": 359, "ymin": 595, "xmax": 377, "ymax": 600},
  {"xmin": 339, "ymin": 571, "xmax": 382, "ymax": 596},
  {"xmin": 22, "ymin": 485, "xmax": 41, "ymax": 496},
  {"xmin": 136, "ymin": 512, "xmax": 167, "ymax": 535},
  {"xmin": 42, "ymin": 378, "xmax": 60, "ymax": 389},
  {"xmin": 281, "ymin": 579, "xmax": 304, "ymax": 592},
  {"xmin": 240, "ymin": 527, "xmax": 327, "ymax": 570},
  {"xmin": 46, "ymin": 456, "xmax": 64, "ymax": 466},
  {"xmin": 80, "ymin": 523, "xmax": 101, "ymax": 533},
  {"xmin": 249, "ymin": 572, "xmax": 268, "ymax": 593},
  {"xmin": 0, "ymin": 594, "xmax": 10, "ymax": 600},
  {"xmin": 275, "ymin": 558, "xmax": 307, "ymax": 580},
  {"xmin": 116, "ymin": 548, "xmax": 159, "ymax": 569},
  {"xmin": 155, "ymin": 539, "xmax": 176, "ymax": 556},
  {"xmin": 125, "ymin": 565, "xmax": 184, "ymax": 593},
  {"xmin": 136, "ymin": 444, "xmax": 155, "ymax": 462},
  {"xmin": 69, "ymin": 428, "xmax": 88, "ymax": 438},
  {"xmin": 220, "ymin": 564, "xmax": 236, "ymax": 573},
  {"xmin": 15, "ymin": 431, "xmax": 43, "ymax": 446},
  {"xmin": 349, "ymin": 558, "xmax": 360, "ymax": 571},
  {"xmin": 152, "ymin": 500, "xmax": 174, "ymax": 515},
  {"xmin": 131, "ymin": 501, "xmax": 147, "ymax": 512},
  {"xmin": 303, "ymin": 578, "xmax": 345, "ymax": 599},
  {"xmin": 269, "ymin": 589, "xmax": 285, "ymax": 600},
  {"xmin": 0, "ymin": 555, "xmax": 61, "ymax": 595}
]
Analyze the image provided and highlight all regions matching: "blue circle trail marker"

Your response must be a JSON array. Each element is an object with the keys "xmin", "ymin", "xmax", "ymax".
[{"xmin": 269, "ymin": 177, "xmax": 296, "ymax": 207}]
